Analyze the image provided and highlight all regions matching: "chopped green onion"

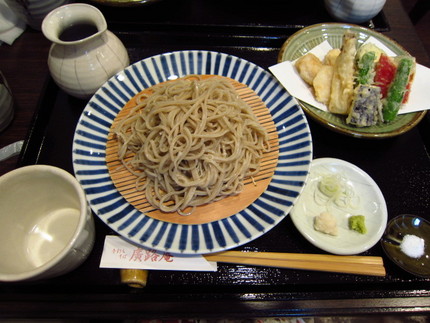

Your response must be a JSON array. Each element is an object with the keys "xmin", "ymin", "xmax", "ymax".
[{"xmin": 318, "ymin": 175, "xmax": 341, "ymax": 198}]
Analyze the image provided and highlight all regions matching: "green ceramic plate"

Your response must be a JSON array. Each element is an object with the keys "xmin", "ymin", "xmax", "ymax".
[{"xmin": 278, "ymin": 23, "xmax": 427, "ymax": 139}]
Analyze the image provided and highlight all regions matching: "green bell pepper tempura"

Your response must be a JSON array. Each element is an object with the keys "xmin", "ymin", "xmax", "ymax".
[
  {"xmin": 357, "ymin": 51, "xmax": 376, "ymax": 85},
  {"xmin": 382, "ymin": 57, "xmax": 414, "ymax": 122}
]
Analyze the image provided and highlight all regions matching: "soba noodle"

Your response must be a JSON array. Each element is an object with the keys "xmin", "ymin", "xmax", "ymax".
[{"xmin": 112, "ymin": 76, "xmax": 270, "ymax": 215}]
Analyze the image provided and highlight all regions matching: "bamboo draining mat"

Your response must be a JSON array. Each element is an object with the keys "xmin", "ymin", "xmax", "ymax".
[{"xmin": 106, "ymin": 75, "xmax": 279, "ymax": 225}]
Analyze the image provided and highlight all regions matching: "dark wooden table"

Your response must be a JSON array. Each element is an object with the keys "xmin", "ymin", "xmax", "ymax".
[{"xmin": 0, "ymin": 0, "xmax": 430, "ymax": 320}]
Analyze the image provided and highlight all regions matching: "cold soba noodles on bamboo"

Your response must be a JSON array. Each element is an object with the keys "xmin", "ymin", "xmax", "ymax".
[{"xmin": 112, "ymin": 76, "xmax": 270, "ymax": 215}]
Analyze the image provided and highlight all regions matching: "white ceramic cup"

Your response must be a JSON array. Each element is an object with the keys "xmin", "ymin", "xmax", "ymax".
[
  {"xmin": 324, "ymin": 0, "xmax": 387, "ymax": 24},
  {"xmin": 0, "ymin": 165, "xmax": 95, "ymax": 282}
]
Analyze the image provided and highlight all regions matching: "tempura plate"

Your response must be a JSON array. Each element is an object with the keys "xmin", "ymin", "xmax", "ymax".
[
  {"xmin": 72, "ymin": 50, "xmax": 313, "ymax": 254},
  {"xmin": 278, "ymin": 23, "xmax": 427, "ymax": 139}
]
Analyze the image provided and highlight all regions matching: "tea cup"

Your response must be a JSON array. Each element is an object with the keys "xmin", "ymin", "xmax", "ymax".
[
  {"xmin": 324, "ymin": 0, "xmax": 387, "ymax": 24},
  {"xmin": 0, "ymin": 165, "xmax": 95, "ymax": 282}
]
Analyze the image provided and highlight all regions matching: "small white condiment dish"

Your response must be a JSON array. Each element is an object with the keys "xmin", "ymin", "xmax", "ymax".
[
  {"xmin": 381, "ymin": 214, "xmax": 430, "ymax": 277},
  {"xmin": 290, "ymin": 158, "xmax": 388, "ymax": 255},
  {"xmin": 0, "ymin": 165, "xmax": 95, "ymax": 282}
]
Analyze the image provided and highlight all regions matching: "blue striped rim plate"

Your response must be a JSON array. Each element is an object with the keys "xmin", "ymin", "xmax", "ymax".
[{"xmin": 72, "ymin": 50, "xmax": 313, "ymax": 254}]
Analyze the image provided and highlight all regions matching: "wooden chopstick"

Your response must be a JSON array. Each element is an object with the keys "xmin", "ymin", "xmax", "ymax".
[
  {"xmin": 207, "ymin": 250, "xmax": 384, "ymax": 265},
  {"xmin": 204, "ymin": 251, "xmax": 386, "ymax": 276}
]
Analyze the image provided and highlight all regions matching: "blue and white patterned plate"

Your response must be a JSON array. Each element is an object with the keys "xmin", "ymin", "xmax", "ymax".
[{"xmin": 72, "ymin": 50, "xmax": 313, "ymax": 254}]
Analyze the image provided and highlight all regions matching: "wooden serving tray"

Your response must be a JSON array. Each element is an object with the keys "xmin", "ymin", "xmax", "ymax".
[{"xmin": 106, "ymin": 75, "xmax": 279, "ymax": 225}]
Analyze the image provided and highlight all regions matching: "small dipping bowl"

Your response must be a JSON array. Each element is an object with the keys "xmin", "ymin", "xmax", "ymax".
[
  {"xmin": 0, "ymin": 165, "xmax": 95, "ymax": 282},
  {"xmin": 381, "ymin": 214, "xmax": 430, "ymax": 277}
]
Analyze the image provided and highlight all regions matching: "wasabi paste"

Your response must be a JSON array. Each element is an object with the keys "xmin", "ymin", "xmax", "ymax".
[{"xmin": 349, "ymin": 215, "xmax": 367, "ymax": 234}]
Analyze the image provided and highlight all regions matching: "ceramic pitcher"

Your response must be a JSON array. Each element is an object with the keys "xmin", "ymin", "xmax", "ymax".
[{"xmin": 41, "ymin": 3, "xmax": 129, "ymax": 99}]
